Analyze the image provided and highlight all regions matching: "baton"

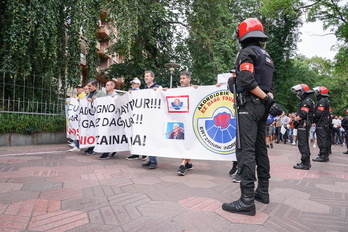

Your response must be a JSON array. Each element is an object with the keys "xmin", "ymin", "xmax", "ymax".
[{"xmin": 230, "ymin": 74, "xmax": 241, "ymax": 150}]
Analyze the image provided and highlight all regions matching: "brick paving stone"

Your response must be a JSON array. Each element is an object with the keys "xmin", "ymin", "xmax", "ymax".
[
  {"xmin": 67, "ymin": 223, "xmax": 121, "ymax": 232},
  {"xmin": 40, "ymin": 188, "xmax": 83, "ymax": 201},
  {"xmin": 5, "ymin": 176, "xmax": 46, "ymax": 184},
  {"xmin": 121, "ymin": 217, "xmax": 182, "ymax": 232},
  {"xmin": 99, "ymin": 178, "xmax": 134, "ymax": 187},
  {"xmin": 63, "ymin": 179, "xmax": 101, "ymax": 190},
  {"xmin": 0, "ymin": 143, "xmax": 347, "ymax": 231},
  {"xmin": 88, "ymin": 205, "xmax": 141, "ymax": 226},
  {"xmin": 178, "ymin": 197, "xmax": 221, "ymax": 211},
  {"xmin": 0, "ymin": 190, "xmax": 40, "ymax": 204},
  {"xmin": 18, "ymin": 199, "xmax": 37, "ymax": 216},
  {"xmin": 222, "ymin": 224, "xmax": 274, "ymax": 232},
  {"xmin": 283, "ymin": 197, "xmax": 330, "ymax": 213},
  {"xmin": 108, "ymin": 193, "xmax": 151, "ymax": 207},
  {"xmin": 0, "ymin": 214, "xmax": 30, "ymax": 231},
  {"xmin": 0, "ymin": 204, "xmax": 7, "ymax": 214},
  {"xmin": 316, "ymin": 183, "xmax": 348, "ymax": 193},
  {"xmin": 137, "ymin": 201, "xmax": 185, "ymax": 218},
  {"xmin": 0, "ymin": 183, "xmax": 23, "ymax": 193},
  {"xmin": 0, "ymin": 178, "xmax": 9, "ymax": 183},
  {"xmin": 28, "ymin": 210, "xmax": 88, "ymax": 231},
  {"xmin": 82, "ymin": 185, "xmax": 122, "ymax": 198},
  {"xmin": 22, "ymin": 181, "xmax": 63, "ymax": 192},
  {"xmin": 173, "ymin": 210, "xmax": 230, "ymax": 231},
  {"xmin": 61, "ymin": 196, "xmax": 109, "ymax": 212},
  {"xmin": 131, "ymin": 176, "xmax": 163, "ymax": 185},
  {"xmin": 217, "ymin": 208, "xmax": 269, "ymax": 224}
]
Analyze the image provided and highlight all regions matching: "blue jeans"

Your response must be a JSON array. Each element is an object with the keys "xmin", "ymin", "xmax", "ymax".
[
  {"xmin": 149, "ymin": 156, "xmax": 157, "ymax": 163},
  {"xmin": 74, "ymin": 140, "xmax": 80, "ymax": 148},
  {"xmin": 288, "ymin": 129, "xmax": 294, "ymax": 143}
]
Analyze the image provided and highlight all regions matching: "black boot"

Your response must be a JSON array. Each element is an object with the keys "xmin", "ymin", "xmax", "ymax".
[
  {"xmin": 343, "ymin": 150, "xmax": 348, "ymax": 154},
  {"xmin": 222, "ymin": 186, "xmax": 256, "ymax": 216},
  {"xmin": 313, "ymin": 155, "xmax": 328, "ymax": 162},
  {"xmin": 254, "ymin": 180, "xmax": 269, "ymax": 204},
  {"xmin": 293, "ymin": 163, "xmax": 310, "ymax": 170}
]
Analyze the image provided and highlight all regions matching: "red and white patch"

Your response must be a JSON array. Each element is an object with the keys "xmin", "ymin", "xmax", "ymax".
[
  {"xmin": 240, "ymin": 63, "xmax": 254, "ymax": 73},
  {"xmin": 301, "ymin": 107, "xmax": 309, "ymax": 113},
  {"xmin": 318, "ymin": 106, "xmax": 325, "ymax": 111}
]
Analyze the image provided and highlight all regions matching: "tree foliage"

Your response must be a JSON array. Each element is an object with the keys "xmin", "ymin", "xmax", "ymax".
[
  {"xmin": 0, "ymin": 0, "xmax": 103, "ymax": 87},
  {"xmin": 1, "ymin": 0, "xmax": 347, "ymax": 115},
  {"xmin": 104, "ymin": 0, "xmax": 180, "ymax": 87},
  {"xmin": 306, "ymin": 0, "xmax": 348, "ymax": 114}
]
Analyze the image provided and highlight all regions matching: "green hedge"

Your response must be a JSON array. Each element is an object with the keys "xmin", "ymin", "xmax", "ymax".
[{"xmin": 0, "ymin": 113, "xmax": 66, "ymax": 134}]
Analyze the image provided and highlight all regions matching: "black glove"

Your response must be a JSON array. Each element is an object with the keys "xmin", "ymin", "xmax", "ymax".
[
  {"xmin": 262, "ymin": 95, "xmax": 283, "ymax": 117},
  {"xmin": 227, "ymin": 77, "xmax": 235, "ymax": 93},
  {"xmin": 293, "ymin": 120, "xmax": 300, "ymax": 129}
]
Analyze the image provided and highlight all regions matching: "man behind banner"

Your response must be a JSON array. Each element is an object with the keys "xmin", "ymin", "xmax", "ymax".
[
  {"xmin": 141, "ymin": 70, "xmax": 162, "ymax": 169},
  {"xmin": 176, "ymin": 71, "xmax": 194, "ymax": 176},
  {"xmin": 69, "ymin": 84, "xmax": 86, "ymax": 152},
  {"xmin": 84, "ymin": 79, "xmax": 106, "ymax": 155},
  {"xmin": 98, "ymin": 81, "xmax": 119, "ymax": 160},
  {"xmin": 126, "ymin": 77, "xmax": 147, "ymax": 161}
]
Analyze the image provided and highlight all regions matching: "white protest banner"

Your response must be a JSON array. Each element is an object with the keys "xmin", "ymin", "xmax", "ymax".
[
  {"xmin": 127, "ymin": 86, "xmax": 237, "ymax": 161},
  {"xmin": 78, "ymin": 98, "xmax": 97, "ymax": 149},
  {"xmin": 66, "ymin": 86, "xmax": 237, "ymax": 161},
  {"xmin": 217, "ymin": 73, "xmax": 231, "ymax": 84},
  {"xmin": 66, "ymin": 98, "xmax": 79, "ymax": 140},
  {"xmin": 93, "ymin": 96, "xmax": 130, "ymax": 153}
]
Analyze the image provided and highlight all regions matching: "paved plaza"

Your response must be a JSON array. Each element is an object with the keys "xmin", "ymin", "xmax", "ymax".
[{"xmin": 0, "ymin": 142, "xmax": 347, "ymax": 232}]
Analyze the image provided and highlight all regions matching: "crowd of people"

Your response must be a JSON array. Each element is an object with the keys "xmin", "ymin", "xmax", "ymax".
[
  {"xmin": 67, "ymin": 17, "xmax": 348, "ymax": 217},
  {"xmin": 68, "ymin": 71, "xmax": 196, "ymax": 176},
  {"xmin": 266, "ymin": 111, "xmax": 347, "ymax": 151}
]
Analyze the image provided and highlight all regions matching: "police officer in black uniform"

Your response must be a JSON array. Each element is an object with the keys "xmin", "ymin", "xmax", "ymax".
[
  {"xmin": 222, "ymin": 18, "xmax": 282, "ymax": 216},
  {"xmin": 291, "ymin": 84, "xmax": 315, "ymax": 170},
  {"xmin": 342, "ymin": 109, "xmax": 348, "ymax": 154},
  {"xmin": 312, "ymin": 86, "xmax": 332, "ymax": 162}
]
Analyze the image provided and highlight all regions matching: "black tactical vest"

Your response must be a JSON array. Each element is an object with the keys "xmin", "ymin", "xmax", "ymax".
[{"xmin": 235, "ymin": 45, "xmax": 274, "ymax": 93}]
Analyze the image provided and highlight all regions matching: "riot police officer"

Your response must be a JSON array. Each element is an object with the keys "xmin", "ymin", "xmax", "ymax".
[
  {"xmin": 222, "ymin": 18, "xmax": 282, "ymax": 216},
  {"xmin": 312, "ymin": 86, "xmax": 332, "ymax": 162},
  {"xmin": 291, "ymin": 84, "xmax": 315, "ymax": 170}
]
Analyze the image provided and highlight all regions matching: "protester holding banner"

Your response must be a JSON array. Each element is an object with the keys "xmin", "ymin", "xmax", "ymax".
[
  {"xmin": 126, "ymin": 78, "xmax": 147, "ymax": 161},
  {"xmin": 129, "ymin": 78, "xmax": 141, "ymax": 91},
  {"xmin": 142, "ymin": 70, "xmax": 162, "ymax": 169},
  {"xmin": 174, "ymin": 71, "xmax": 194, "ymax": 176},
  {"xmin": 222, "ymin": 18, "xmax": 282, "ymax": 216},
  {"xmin": 98, "ymin": 81, "xmax": 119, "ymax": 160},
  {"xmin": 69, "ymin": 84, "xmax": 87, "ymax": 152},
  {"xmin": 84, "ymin": 85, "xmax": 89, "ymax": 96},
  {"xmin": 84, "ymin": 79, "xmax": 106, "ymax": 155}
]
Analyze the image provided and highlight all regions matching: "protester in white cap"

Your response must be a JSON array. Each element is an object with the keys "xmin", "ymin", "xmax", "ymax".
[
  {"xmin": 129, "ymin": 78, "xmax": 141, "ymax": 91},
  {"xmin": 126, "ymin": 77, "xmax": 146, "ymax": 161}
]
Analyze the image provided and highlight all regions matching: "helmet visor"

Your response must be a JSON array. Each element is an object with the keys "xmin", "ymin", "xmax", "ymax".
[{"xmin": 291, "ymin": 84, "xmax": 302, "ymax": 94}]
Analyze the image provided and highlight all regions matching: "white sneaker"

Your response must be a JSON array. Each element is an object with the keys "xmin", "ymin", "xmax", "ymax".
[
  {"xmin": 69, "ymin": 143, "xmax": 76, "ymax": 148},
  {"xmin": 313, "ymin": 144, "xmax": 316, "ymax": 148},
  {"xmin": 292, "ymin": 142, "xmax": 296, "ymax": 146},
  {"xmin": 69, "ymin": 147, "xmax": 80, "ymax": 152}
]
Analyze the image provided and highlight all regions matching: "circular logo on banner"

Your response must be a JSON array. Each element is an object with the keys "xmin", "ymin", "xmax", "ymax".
[{"xmin": 193, "ymin": 90, "xmax": 236, "ymax": 155}]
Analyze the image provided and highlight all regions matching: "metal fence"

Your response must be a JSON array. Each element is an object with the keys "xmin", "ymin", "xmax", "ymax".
[{"xmin": 0, "ymin": 72, "xmax": 67, "ymax": 116}]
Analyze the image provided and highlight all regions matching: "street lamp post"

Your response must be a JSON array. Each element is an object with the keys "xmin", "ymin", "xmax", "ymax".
[{"xmin": 164, "ymin": 63, "xmax": 180, "ymax": 88}]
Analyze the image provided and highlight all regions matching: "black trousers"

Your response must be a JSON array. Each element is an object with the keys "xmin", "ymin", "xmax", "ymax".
[
  {"xmin": 297, "ymin": 122, "xmax": 311, "ymax": 164},
  {"xmin": 237, "ymin": 100, "xmax": 269, "ymax": 189},
  {"xmin": 316, "ymin": 121, "xmax": 330, "ymax": 158}
]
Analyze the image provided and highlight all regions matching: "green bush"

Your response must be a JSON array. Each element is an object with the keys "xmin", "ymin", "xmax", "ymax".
[{"xmin": 0, "ymin": 113, "xmax": 66, "ymax": 134}]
